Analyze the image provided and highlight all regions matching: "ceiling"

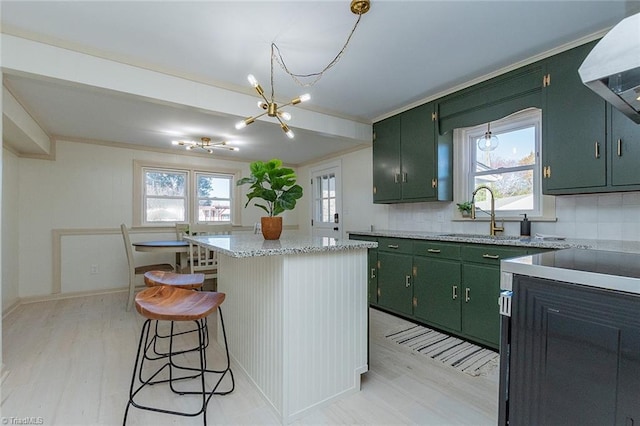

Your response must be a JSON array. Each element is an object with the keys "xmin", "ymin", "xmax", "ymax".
[{"xmin": 1, "ymin": 1, "xmax": 637, "ymax": 165}]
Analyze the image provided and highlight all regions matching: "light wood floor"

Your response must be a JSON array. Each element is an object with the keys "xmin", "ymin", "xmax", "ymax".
[{"xmin": 2, "ymin": 292, "xmax": 497, "ymax": 425}]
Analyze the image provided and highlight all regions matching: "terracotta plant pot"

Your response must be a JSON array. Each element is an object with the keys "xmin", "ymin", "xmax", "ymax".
[{"xmin": 261, "ymin": 216, "xmax": 283, "ymax": 240}]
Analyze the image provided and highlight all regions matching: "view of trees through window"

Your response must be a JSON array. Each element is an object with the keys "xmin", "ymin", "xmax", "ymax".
[
  {"xmin": 471, "ymin": 124, "xmax": 537, "ymax": 212},
  {"xmin": 143, "ymin": 169, "xmax": 232, "ymax": 223}
]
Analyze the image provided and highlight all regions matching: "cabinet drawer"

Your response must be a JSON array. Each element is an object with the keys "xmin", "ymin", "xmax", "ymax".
[
  {"xmin": 378, "ymin": 237, "xmax": 413, "ymax": 254},
  {"xmin": 461, "ymin": 244, "xmax": 529, "ymax": 265},
  {"xmin": 413, "ymin": 241, "xmax": 461, "ymax": 260}
]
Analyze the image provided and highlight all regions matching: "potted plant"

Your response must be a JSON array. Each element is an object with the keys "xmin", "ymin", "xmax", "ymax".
[
  {"xmin": 456, "ymin": 201, "xmax": 473, "ymax": 218},
  {"xmin": 237, "ymin": 158, "xmax": 303, "ymax": 240}
]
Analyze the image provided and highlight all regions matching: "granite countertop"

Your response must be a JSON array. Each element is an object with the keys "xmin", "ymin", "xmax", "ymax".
[
  {"xmin": 184, "ymin": 232, "xmax": 377, "ymax": 258},
  {"xmin": 348, "ymin": 229, "xmax": 640, "ymax": 253},
  {"xmin": 501, "ymin": 248, "xmax": 640, "ymax": 295}
]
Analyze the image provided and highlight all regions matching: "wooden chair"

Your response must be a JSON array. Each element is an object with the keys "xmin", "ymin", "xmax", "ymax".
[
  {"xmin": 120, "ymin": 224, "xmax": 173, "ymax": 311},
  {"xmin": 187, "ymin": 223, "xmax": 232, "ymax": 290},
  {"xmin": 123, "ymin": 285, "xmax": 234, "ymax": 424}
]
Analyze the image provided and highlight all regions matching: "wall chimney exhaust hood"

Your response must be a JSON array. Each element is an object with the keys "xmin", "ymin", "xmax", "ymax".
[{"xmin": 579, "ymin": 12, "xmax": 640, "ymax": 124}]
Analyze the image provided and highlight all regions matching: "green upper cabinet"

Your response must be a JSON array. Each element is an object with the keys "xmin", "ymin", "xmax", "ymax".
[
  {"xmin": 372, "ymin": 115, "xmax": 402, "ymax": 202},
  {"xmin": 542, "ymin": 40, "xmax": 640, "ymax": 195},
  {"xmin": 610, "ymin": 106, "xmax": 640, "ymax": 187},
  {"xmin": 373, "ymin": 102, "xmax": 452, "ymax": 203},
  {"xmin": 401, "ymin": 103, "xmax": 437, "ymax": 200},
  {"xmin": 542, "ymin": 41, "xmax": 607, "ymax": 193}
]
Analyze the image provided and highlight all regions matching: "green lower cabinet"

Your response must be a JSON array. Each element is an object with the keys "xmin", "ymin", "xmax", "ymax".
[
  {"xmin": 413, "ymin": 256, "xmax": 461, "ymax": 332},
  {"xmin": 368, "ymin": 248, "xmax": 378, "ymax": 305},
  {"xmin": 461, "ymin": 263, "xmax": 501, "ymax": 348},
  {"xmin": 377, "ymin": 251, "xmax": 413, "ymax": 316}
]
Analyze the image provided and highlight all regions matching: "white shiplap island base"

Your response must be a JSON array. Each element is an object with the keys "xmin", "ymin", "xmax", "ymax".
[{"xmin": 184, "ymin": 233, "xmax": 377, "ymax": 424}]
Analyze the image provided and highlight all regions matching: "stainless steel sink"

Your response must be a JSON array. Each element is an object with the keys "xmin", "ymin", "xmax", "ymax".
[{"xmin": 438, "ymin": 233, "xmax": 522, "ymax": 241}]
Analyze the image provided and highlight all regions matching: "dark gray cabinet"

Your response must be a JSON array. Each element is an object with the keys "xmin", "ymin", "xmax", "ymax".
[{"xmin": 507, "ymin": 275, "xmax": 640, "ymax": 425}]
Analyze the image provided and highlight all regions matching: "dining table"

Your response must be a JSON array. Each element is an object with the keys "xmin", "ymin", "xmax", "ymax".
[{"xmin": 132, "ymin": 240, "xmax": 190, "ymax": 271}]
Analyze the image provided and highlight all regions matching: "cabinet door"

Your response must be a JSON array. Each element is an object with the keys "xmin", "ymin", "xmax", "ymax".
[
  {"xmin": 509, "ymin": 276, "xmax": 640, "ymax": 425},
  {"xmin": 611, "ymin": 107, "xmax": 640, "ymax": 187},
  {"xmin": 400, "ymin": 103, "xmax": 436, "ymax": 200},
  {"xmin": 461, "ymin": 263, "xmax": 500, "ymax": 347},
  {"xmin": 368, "ymin": 249, "xmax": 378, "ymax": 305},
  {"xmin": 543, "ymin": 41, "xmax": 607, "ymax": 193},
  {"xmin": 413, "ymin": 256, "xmax": 461, "ymax": 332},
  {"xmin": 377, "ymin": 252, "xmax": 413, "ymax": 316},
  {"xmin": 373, "ymin": 116, "xmax": 401, "ymax": 202}
]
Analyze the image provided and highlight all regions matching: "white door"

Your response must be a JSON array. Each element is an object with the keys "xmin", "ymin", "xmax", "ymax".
[{"xmin": 310, "ymin": 162, "xmax": 342, "ymax": 239}]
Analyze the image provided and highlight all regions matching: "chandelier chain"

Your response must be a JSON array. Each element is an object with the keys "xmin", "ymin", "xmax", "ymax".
[{"xmin": 270, "ymin": 12, "xmax": 363, "ymax": 89}]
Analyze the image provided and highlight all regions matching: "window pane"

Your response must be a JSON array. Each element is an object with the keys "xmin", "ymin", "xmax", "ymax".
[
  {"xmin": 146, "ymin": 172, "xmax": 185, "ymax": 196},
  {"xmin": 198, "ymin": 200, "xmax": 231, "ymax": 222},
  {"xmin": 197, "ymin": 175, "xmax": 230, "ymax": 198},
  {"xmin": 475, "ymin": 126, "xmax": 536, "ymax": 171},
  {"xmin": 146, "ymin": 198, "xmax": 185, "ymax": 222},
  {"xmin": 473, "ymin": 169, "xmax": 534, "ymax": 211}
]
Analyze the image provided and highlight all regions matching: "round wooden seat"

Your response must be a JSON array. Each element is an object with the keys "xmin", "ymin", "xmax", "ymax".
[
  {"xmin": 144, "ymin": 271, "xmax": 205, "ymax": 289},
  {"xmin": 135, "ymin": 286, "xmax": 225, "ymax": 322}
]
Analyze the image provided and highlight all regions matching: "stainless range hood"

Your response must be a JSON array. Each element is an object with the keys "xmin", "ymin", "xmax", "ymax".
[{"xmin": 579, "ymin": 12, "xmax": 640, "ymax": 124}]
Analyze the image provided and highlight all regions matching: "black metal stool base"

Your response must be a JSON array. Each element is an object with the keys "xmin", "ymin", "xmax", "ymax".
[{"xmin": 123, "ymin": 308, "xmax": 235, "ymax": 425}]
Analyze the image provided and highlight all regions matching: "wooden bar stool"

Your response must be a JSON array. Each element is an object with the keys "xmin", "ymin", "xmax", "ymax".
[
  {"xmin": 143, "ymin": 270, "xmax": 205, "ymax": 289},
  {"xmin": 123, "ymin": 286, "xmax": 234, "ymax": 425},
  {"xmin": 142, "ymin": 271, "xmax": 208, "ymax": 360}
]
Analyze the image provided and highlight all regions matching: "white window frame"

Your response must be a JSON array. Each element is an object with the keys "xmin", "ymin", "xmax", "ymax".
[
  {"xmin": 453, "ymin": 108, "xmax": 556, "ymax": 221},
  {"xmin": 133, "ymin": 160, "xmax": 242, "ymax": 226},
  {"xmin": 194, "ymin": 171, "xmax": 233, "ymax": 222}
]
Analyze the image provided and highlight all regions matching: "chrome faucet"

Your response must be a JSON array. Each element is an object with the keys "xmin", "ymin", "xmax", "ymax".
[{"xmin": 471, "ymin": 185, "xmax": 504, "ymax": 236}]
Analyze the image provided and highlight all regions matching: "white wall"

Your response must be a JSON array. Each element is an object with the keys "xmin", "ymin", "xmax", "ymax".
[
  {"xmin": 2, "ymin": 148, "xmax": 20, "ymax": 311},
  {"xmin": 298, "ymin": 147, "xmax": 389, "ymax": 238},
  {"xmin": 15, "ymin": 139, "xmax": 300, "ymax": 298}
]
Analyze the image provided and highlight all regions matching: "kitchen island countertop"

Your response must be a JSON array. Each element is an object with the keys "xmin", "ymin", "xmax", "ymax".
[{"xmin": 185, "ymin": 232, "xmax": 377, "ymax": 258}]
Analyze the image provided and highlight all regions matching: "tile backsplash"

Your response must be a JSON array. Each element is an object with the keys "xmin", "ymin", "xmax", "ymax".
[{"xmin": 387, "ymin": 192, "xmax": 640, "ymax": 242}]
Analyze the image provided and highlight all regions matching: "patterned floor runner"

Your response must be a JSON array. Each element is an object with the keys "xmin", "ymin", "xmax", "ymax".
[{"xmin": 386, "ymin": 324, "xmax": 499, "ymax": 377}]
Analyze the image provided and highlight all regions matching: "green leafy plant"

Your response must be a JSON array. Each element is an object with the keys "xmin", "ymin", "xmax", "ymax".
[
  {"xmin": 456, "ymin": 201, "xmax": 473, "ymax": 214},
  {"xmin": 237, "ymin": 159, "xmax": 303, "ymax": 217}
]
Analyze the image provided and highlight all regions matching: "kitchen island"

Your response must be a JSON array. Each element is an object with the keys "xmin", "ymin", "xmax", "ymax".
[{"xmin": 184, "ymin": 233, "xmax": 377, "ymax": 424}]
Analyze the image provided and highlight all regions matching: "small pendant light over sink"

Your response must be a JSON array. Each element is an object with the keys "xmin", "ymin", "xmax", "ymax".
[{"xmin": 477, "ymin": 122, "xmax": 499, "ymax": 152}]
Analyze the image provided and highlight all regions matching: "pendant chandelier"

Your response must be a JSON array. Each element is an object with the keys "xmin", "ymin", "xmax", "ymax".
[
  {"xmin": 477, "ymin": 122, "xmax": 499, "ymax": 152},
  {"xmin": 235, "ymin": 0, "xmax": 371, "ymax": 139},
  {"xmin": 172, "ymin": 137, "xmax": 239, "ymax": 154}
]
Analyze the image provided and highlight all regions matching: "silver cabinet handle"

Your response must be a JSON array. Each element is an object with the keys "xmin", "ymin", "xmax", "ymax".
[
  {"xmin": 618, "ymin": 139, "xmax": 622, "ymax": 157},
  {"xmin": 405, "ymin": 275, "xmax": 411, "ymax": 288},
  {"xmin": 394, "ymin": 173, "xmax": 400, "ymax": 183},
  {"xmin": 387, "ymin": 244, "xmax": 399, "ymax": 249},
  {"xmin": 452, "ymin": 285, "xmax": 458, "ymax": 300},
  {"xmin": 595, "ymin": 141, "xmax": 600, "ymax": 159},
  {"xmin": 402, "ymin": 172, "xmax": 407, "ymax": 183},
  {"xmin": 482, "ymin": 254, "xmax": 500, "ymax": 259},
  {"xmin": 465, "ymin": 287, "xmax": 471, "ymax": 302},
  {"xmin": 370, "ymin": 268, "xmax": 376, "ymax": 279},
  {"xmin": 427, "ymin": 248, "xmax": 441, "ymax": 253}
]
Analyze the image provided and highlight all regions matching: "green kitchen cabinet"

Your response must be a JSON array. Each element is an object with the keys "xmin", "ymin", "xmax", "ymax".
[
  {"xmin": 372, "ymin": 115, "xmax": 402, "ymax": 202},
  {"xmin": 461, "ymin": 244, "xmax": 530, "ymax": 348},
  {"xmin": 610, "ymin": 106, "xmax": 640, "ymax": 187},
  {"xmin": 542, "ymin": 41, "xmax": 607, "ymax": 194},
  {"xmin": 348, "ymin": 234, "xmax": 379, "ymax": 306},
  {"xmin": 373, "ymin": 102, "xmax": 452, "ymax": 203},
  {"xmin": 461, "ymin": 263, "xmax": 501, "ymax": 348},
  {"xmin": 376, "ymin": 238, "xmax": 414, "ymax": 316},
  {"xmin": 368, "ymin": 247, "xmax": 379, "ymax": 305},
  {"xmin": 412, "ymin": 241, "xmax": 462, "ymax": 332}
]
